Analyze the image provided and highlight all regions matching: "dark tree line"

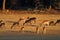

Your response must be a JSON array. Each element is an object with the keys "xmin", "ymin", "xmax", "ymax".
[{"xmin": 0, "ymin": 0, "xmax": 60, "ymax": 10}]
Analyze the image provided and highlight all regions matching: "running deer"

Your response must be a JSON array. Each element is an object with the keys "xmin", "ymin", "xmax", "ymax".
[{"xmin": 23, "ymin": 17, "xmax": 36, "ymax": 25}]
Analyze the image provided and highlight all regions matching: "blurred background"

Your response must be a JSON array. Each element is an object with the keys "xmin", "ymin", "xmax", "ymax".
[{"xmin": 0, "ymin": 0, "xmax": 60, "ymax": 10}]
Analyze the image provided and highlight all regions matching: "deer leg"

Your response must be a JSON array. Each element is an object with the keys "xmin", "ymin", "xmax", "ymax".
[
  {"xmin": 30, "ymin": 21, "xmax": 32, "ymax": 25},
  {"xmin": 11, "ymin": 25, "xmax": 14, "ymax": 29},
  {"xmin": 36, "ymin": 27, "xmax": 38, "ymax": 33},
  {"xmin": 0, "ymin": 25, "xmax": 2, "ymax": 29},
  {"xmin": 11, "ymin": 24, "xmax": 15, "ymax": 29},
  {"xmin": 34, "ymin": 20, "xmax": 36, "ymax": 23},
  {"xmin": 20, "ymin": 27, "xmax": 24, "ymax": 32},
  {"xmin": 23, "ymin": 23, "xmax": 25, "ymax": 26},
  {"xmin": 0, "ymin": 23, "xmax": 5, "ymax": 29}
]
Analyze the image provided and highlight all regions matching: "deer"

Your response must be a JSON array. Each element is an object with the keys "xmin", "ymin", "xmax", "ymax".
[
  {"xmin": 54, "ymin": 19, "xmax": 60, "ymax": 25},
  {"xmin": 41, "ymin": 20, "xmax": 50, "ymax": 26},
  {"xmin": 6, "ymin": 18, "xmax": 23, "ymax": 29},
  {"xmin": 41, "ymin": 20, "xmax": 55, "ymax": 26},
  {"xmin": 0, "ymin": 20, "xmax": 5, "ymax": 28},
  {"xmin": 19, "ymin": 17, "xmax": 36, "ymax": 31},
  {"xmin": 23, "ymin": 17, "xmax": 36, "ymax": 25}
]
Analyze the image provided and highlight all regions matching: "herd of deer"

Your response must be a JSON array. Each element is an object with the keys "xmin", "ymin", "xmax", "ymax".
[{"xmin": 0, "ymin": 17, "xmax": 60, "ymax": 32}]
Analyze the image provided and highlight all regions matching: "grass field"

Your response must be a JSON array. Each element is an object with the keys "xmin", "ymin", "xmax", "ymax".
[{"xmin": 0, "ymin": 10, "xmax": 60, "ymax": 35}]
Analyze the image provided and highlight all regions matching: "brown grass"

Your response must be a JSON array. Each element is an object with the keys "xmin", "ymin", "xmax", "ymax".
[{"xmin": 0, "ymin": 10, "xmax": 60, "ymax": 35}]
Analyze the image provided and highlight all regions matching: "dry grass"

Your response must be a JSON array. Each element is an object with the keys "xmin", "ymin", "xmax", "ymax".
[{"xmin": 0, "ymin": 10, "xmax": 60, "ymax": 35}]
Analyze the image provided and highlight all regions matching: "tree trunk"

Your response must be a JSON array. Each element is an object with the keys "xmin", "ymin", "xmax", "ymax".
[{"xmin": 2, "ymin": 0, "xmax": 6, "ymax": 11}]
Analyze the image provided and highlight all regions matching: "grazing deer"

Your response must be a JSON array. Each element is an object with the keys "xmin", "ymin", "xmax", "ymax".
[
  {"xmin": 47, "ymin": 20, "xmax": 56, "ymax": 26},
  {"xmin": 11, "ymin": 18, "xmax": 24, "ymax": 29},
  {"xmin": 11, "ymin": 22, "xmax": 19, "ymax": 29},
  {"xmin": 54, "ymin": 19, "xmax": 60, "ymax": 25},
  {"xmin": 23, "ymin": 17, "xmax": 36, "ymax": 25},
  {"xmin": 0, "ymin": 20, "xmax": 5, "ymax": 28},
  {"xmin": 0, "ymin": 23, "xmax": 5, "ymax": 28},
  {"xmin": 41, "ymin": 20, "xmax": 55, "ymax": 26},
  {"xmin": 6, "ymin": 18, "xmax": 23, "ymax": 29},
  {"xmin": 41, "ymin": 20, "xmax": 50, "ymax": 26}
]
